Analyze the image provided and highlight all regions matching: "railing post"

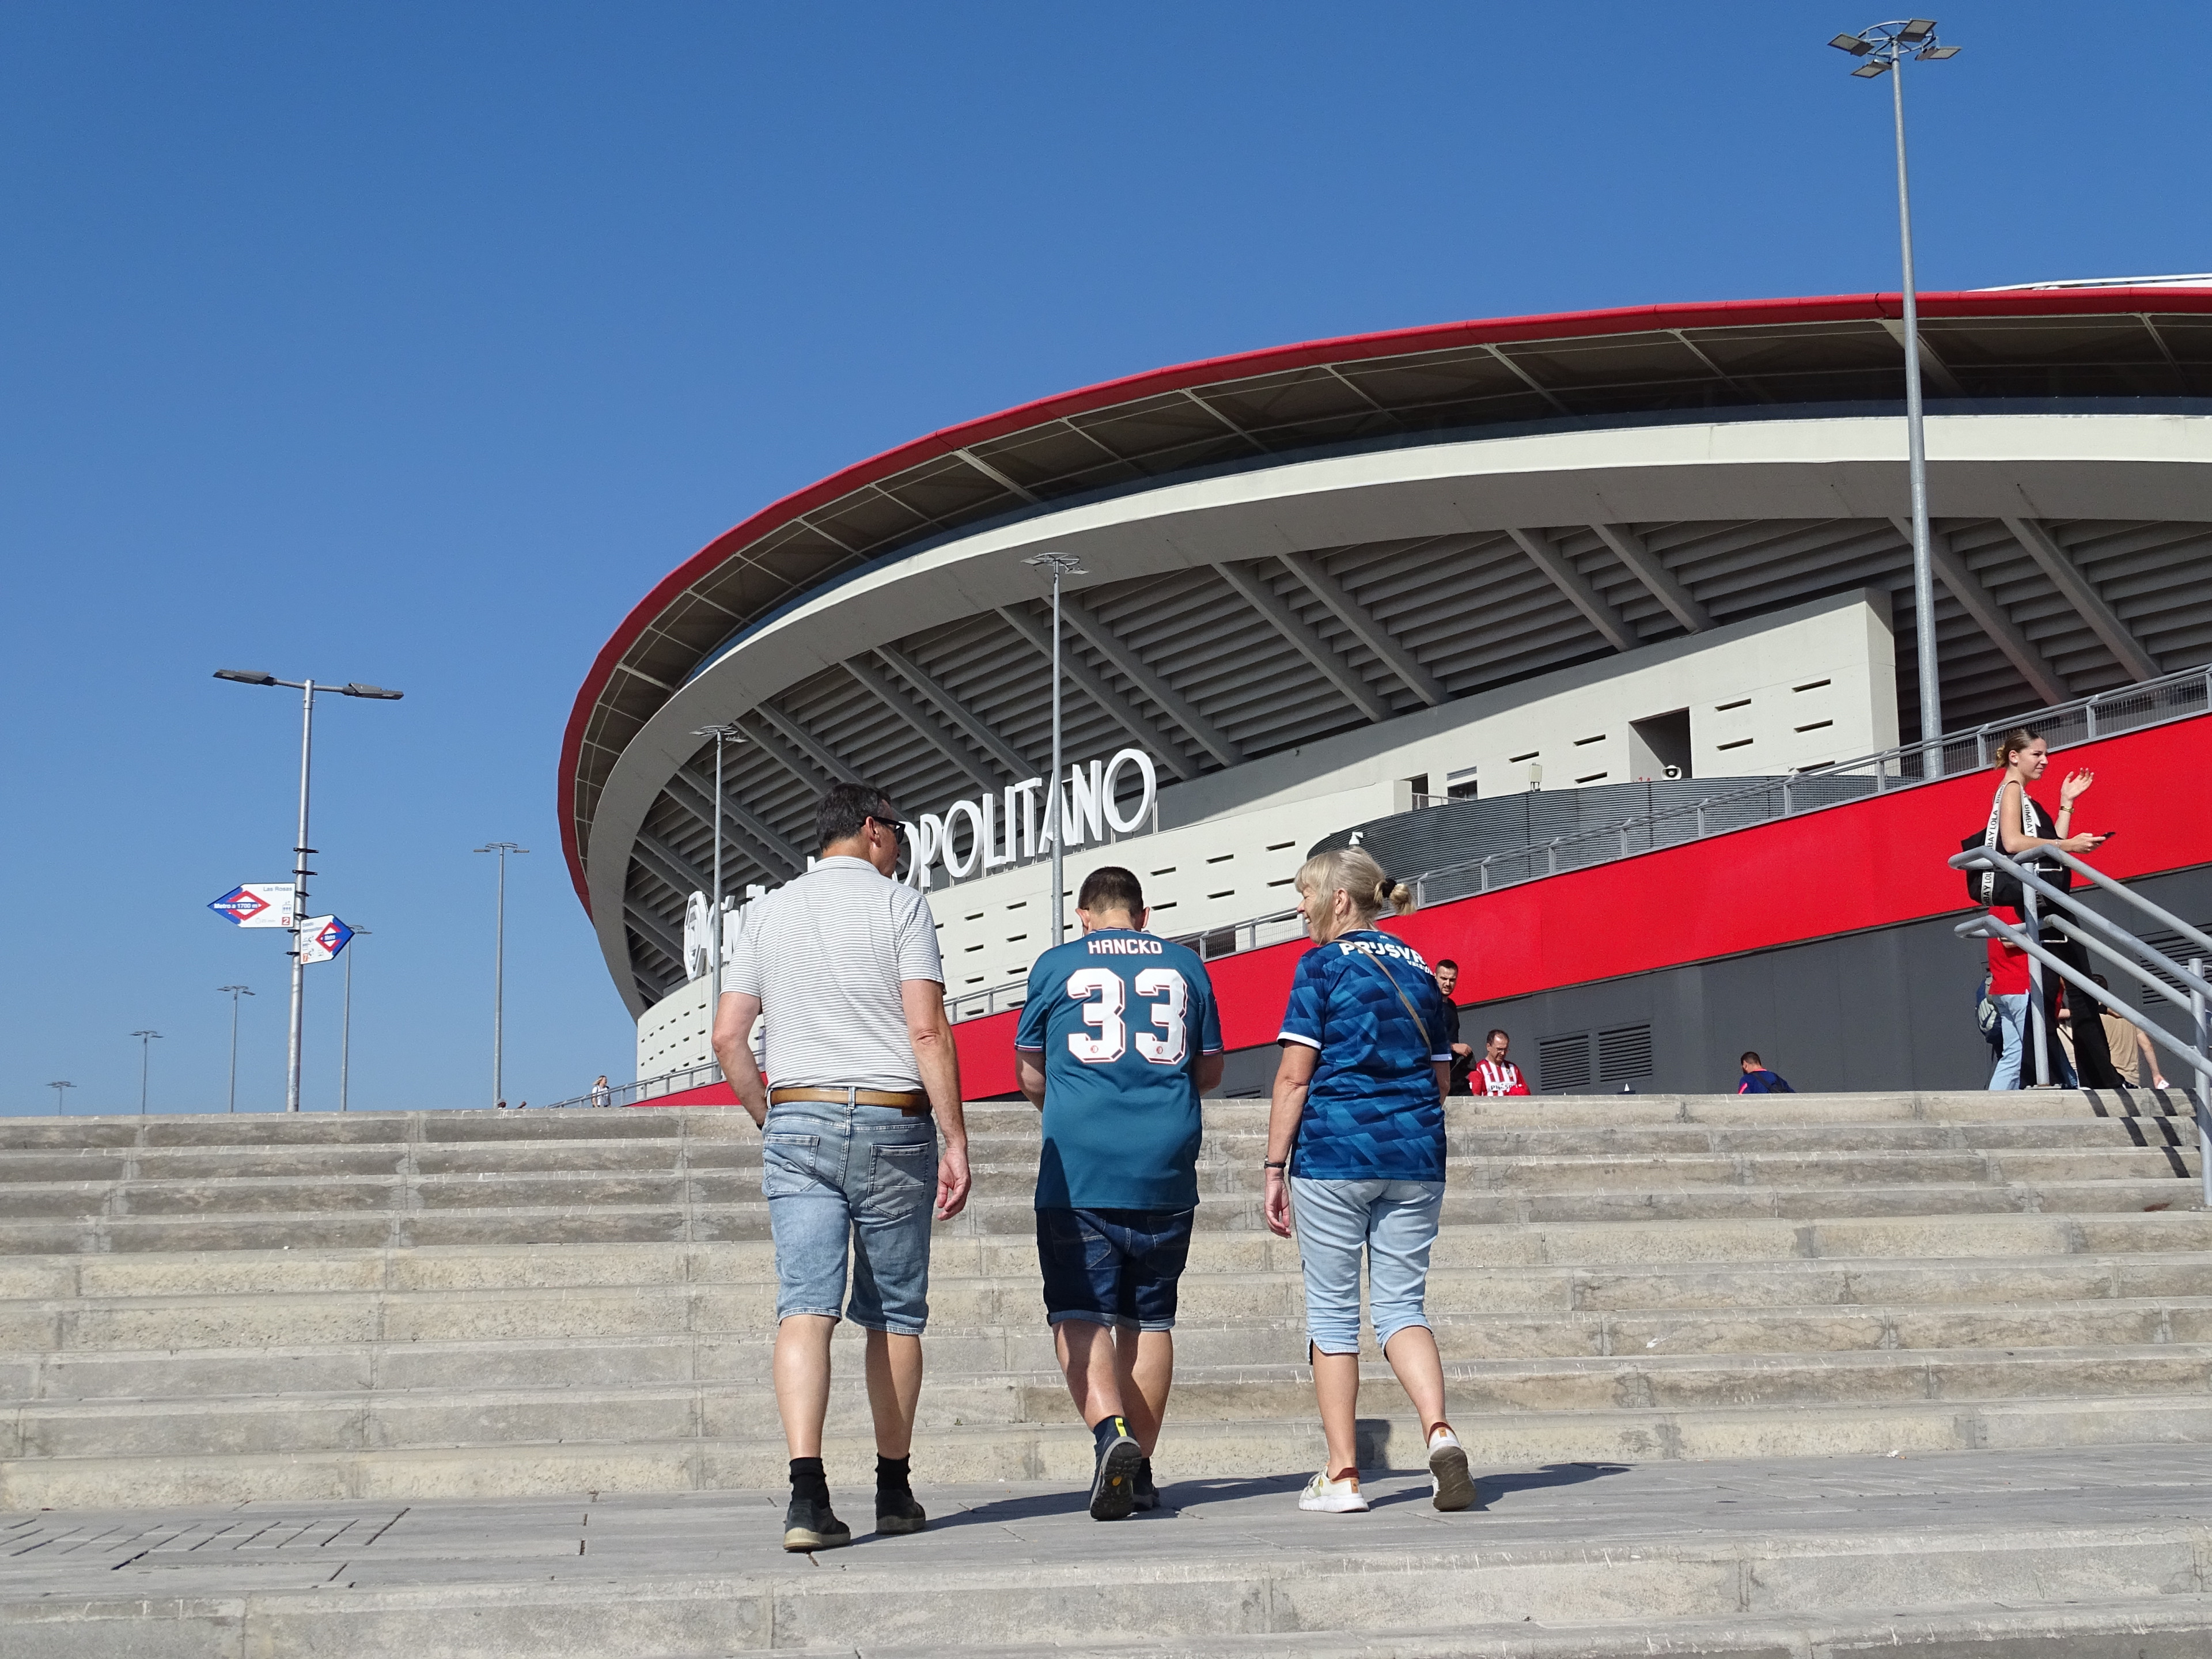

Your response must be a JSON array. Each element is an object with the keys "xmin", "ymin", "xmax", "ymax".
[
  {"xmin": 2025, "ymin": 882, "xmax": 2051, "ymax": 1088},
  {"xmin": 1975, "ymin": 725, "xmax": 1989, "ymax": 769},
  {"xmin": 2194, "ymin": 957, "xmax": 2210, "ymax": 1210},
  {"xmin": 1781, "ymin": 778, "xmax": 1793, "ymax": 817},
  {"xmin": 1547, "ymin": 839, "xmax": 1559, "ymax": 876},
  {"xmin": 2085, "ymin": 698, "xmax": 2098, "ymax": 740},
  {"xmin": 1479, "ymin": 857, "xmax": 1490, "ymax": 895},
  {"xmin": 1696, "ymin": 800, "xmax": 1707, "ymax": 838}
]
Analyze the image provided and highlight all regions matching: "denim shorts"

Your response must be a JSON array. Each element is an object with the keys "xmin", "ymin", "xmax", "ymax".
[
  {"xmin": 1288, "ymin": 1176, "xmax": 1444, "ymax": 1355},
  {"xmin": 761, "ymin": 1097, "xmax": 938, "ymax": 1336},
  {"xmin": 1036, "ymin": 1206, "xmax": 1195, "ymax": 1332}
]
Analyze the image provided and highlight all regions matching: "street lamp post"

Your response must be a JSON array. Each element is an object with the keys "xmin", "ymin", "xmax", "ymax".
[
  {"xmin": 1829, "ymin": 18, "xmax": 1961, "ymax": 763},
  {"xmin": 46, "ymin": 1081, "xmax": 73, "ymax": 1116},
  {"xmin": 692, "ymin": 724, "xmax": 749, "ymax": 985},
  {"xmin": 474, "ymin": 844, "xmax": 528, "ymax": 1109},
  {"xmin": 339, "ymin": 929, "xmax": 369, "ymax": 1114},
  {"xmin": 218, "ymin": 985, "xmax": 253, "ymax": 1113},
  {"xmin": 213, "ymin": 670, "xmax": 402, "ymax": 1110},
  {"xmin": 130, "ymin": 1030, "xmax": 163, "ymax": 1115},
  {"xmin": 1022, "ymin": 551, "xmax": 1088, "ymax": 947}
]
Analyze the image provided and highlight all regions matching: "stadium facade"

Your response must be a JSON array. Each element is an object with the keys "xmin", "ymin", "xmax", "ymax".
[{"xmin": 561, "ymin": 286, "xmax": 2212, "ymax": 1092}]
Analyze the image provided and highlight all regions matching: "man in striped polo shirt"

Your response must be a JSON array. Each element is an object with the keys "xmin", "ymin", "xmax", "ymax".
[{"xmin": 714, "ymin": 782, "xmax": 972, "ymax": 1554}]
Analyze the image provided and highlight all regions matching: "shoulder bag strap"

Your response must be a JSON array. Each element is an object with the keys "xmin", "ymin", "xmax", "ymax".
[{"xmin": 1361, "ymin": 948, "xmax": 1434, "ymax": 1058}]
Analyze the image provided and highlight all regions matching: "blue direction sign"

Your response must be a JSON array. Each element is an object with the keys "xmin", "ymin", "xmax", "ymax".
[{"xmin": 208, "ymin": 884, "xmax": 295, "ymax": 929}]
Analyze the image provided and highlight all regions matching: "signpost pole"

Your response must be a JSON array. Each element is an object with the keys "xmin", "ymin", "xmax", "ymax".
[
  {"xmin": 339, "ymin": 931, "xmax": 367, "ymax": 1113},
  {"xmin": 219, "ymin": 986, "xmax": 252, "ymax": 1113},
  {"xmin": 1025, "ymin": 551, "xmax": 1086, "ymax": 948},
  {"xmin": 475, "ymin": 845, "xmax": 527, "ymax": 1108},
  {"xmin": 286, "ymin": 681, "xmax": 316, "ymax": 1113}
]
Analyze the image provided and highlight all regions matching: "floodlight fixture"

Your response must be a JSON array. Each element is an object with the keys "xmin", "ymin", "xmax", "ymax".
[
  {"xmin": 1897, "ymin": 18, "xmax": 1936, "ymax": 41},
  {"xmin": 1830, "ymin": 32, "xmax": 1873, "ymax": 53},
  {"xmin": 1852, "ymin": 60, "xmax": 1891, "ymax": 76},
  {"xmin": 342, "ymin": 683, "xmax": 404, "ymax": 700},
  {"xmin": 215, "ymin": 669, "xmax": 279, "ymax": 685},
  {"xmin": 1920, "ymin": 43, "xmax": 1960, "ymax": 58}
]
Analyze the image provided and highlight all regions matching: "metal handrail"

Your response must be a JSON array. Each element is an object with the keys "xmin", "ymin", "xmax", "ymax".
[
  {"xmin": 1949, "ymin": 841, "xmax": 2212, "ymax": 1205},
  {"xmin": 542, "ymin": 1060, "xmax": 726, "ymax": 1111}
]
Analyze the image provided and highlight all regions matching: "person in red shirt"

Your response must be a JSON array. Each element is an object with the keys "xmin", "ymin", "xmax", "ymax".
[
  {"xmin": 1472, "ymin": 1029, "xmax": 1531, "ymax": 1096},
  {"xmin": 1985, "ymin": 925, "xmax": 2036, "ymax": 1089}
]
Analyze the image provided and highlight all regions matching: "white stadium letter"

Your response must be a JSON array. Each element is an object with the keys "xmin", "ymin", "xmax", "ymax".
[
  {"xmin": 942, "ymin": 799, "xmax": 984, "ymax": 878},
  {"xmin": 1102, "ymin": 748, "xmax": 1157, "ymax": 835}
]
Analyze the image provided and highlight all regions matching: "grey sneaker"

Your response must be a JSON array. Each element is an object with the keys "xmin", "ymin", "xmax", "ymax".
[
  {"xmin": 1132, "ymin": 1457, "xmax": 1160, "ymax": 1513},
  {"xmin": 1089, "ymin": 1425, "xmax": 1143, "ymax": 1521},
  {"xmin": 782, "ymin": 1494, "xmax": 853, "ymax": 1552}
]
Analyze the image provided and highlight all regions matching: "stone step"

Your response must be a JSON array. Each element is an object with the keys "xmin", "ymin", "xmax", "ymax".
[
  {"xmin": 20, "ymin": 1292, "xmax": 2212, "ymax": 1403},
  {"xmin": 14, "ymin": 1249, "xmax": 2212, "ymax": 1354},
  {"xmin": 0, "ymin": 1090, "xmax": 2186, "ymax": 1153},
  {"xmin": 2, "ymin": 1145, "xmax": 2196, "ymax": 1211},
  {"xmin": 13, "ymin": 1344, "xmax": 2212, "ymax": 1464},
  {"xmin": 3, "ymin": 1113, "xmax": 2198, "ymax": 1183},
  {"xmin": 1, "ymin": 1173, "xmax": 2200, "ymax": 1257},
  {"xmin": 10, "ymin": 1392, "xmax": 2212, "ymax": 1509}
]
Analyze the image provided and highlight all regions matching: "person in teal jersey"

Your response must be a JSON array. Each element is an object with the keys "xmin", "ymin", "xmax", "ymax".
[{"xmin": 1016, "ymin": 866, "xmax": 1222, "ymax": 1521}]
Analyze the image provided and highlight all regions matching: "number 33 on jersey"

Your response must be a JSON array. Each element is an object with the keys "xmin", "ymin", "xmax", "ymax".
[{"xmin": 1016, "ymin": 930, "xmax": 1224, "ymax": 1087}]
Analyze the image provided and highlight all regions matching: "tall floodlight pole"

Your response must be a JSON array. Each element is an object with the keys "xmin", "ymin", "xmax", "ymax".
[
  {"xmin": 1023, "ymin": 552, "xmax": 1088, "ymax": 946},
  {"xmin": 47, "ymin": 1081, "xmax": 74, "ymax": 1116},
  {"xmin": 214, "ymin": 670, "xmax": 403, "ymax": 1110},
  {"xmin": 131, "ymin": 1030, "xmax": 163, "ymax": 1115},
  {"xmin": 339, "ymin": 929, "xmax": 369, "ymax": 1113},
  {"xmin": 474, "ymin": 844, "xmax": 528, "ymax": 1109},
  {"xmin": 218, "ymin": 985, "xmax": 254, "ymax": 1113},
  {"xmin": 692, "ymin": 724, "xmax": 748, "ymax": 985},
  {"xmin": 1830, "ymin": 19, "xmax": 1961, "ymax": 763}
]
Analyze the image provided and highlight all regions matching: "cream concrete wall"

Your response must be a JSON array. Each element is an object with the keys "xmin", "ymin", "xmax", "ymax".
[{"xmin": 635, "ymin": 589, "xmax": 1895, "ymax": 1074}]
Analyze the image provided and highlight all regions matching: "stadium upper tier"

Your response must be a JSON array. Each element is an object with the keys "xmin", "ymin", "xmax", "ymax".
[{"xmin": 565, "ymin": 289, "xmax": 2212, "ymax": 1013}]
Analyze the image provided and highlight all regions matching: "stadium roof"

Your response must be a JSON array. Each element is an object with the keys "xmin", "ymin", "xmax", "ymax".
[{"xmin": 564, "ymin": 287, "xmax": 2212, "ymax": 1011}]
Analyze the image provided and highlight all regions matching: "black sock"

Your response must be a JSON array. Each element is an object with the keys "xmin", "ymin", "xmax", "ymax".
[
  {"xmin": 789, "ymin": 1456, "xmax": 829, "ymax": 1506},
  {"xmin": 875, "ymin": 1454, "xmax": 912, "ymax": 1497},
  {"xmin": 1090, "ymin": 1415, "xmax": 1130, "ymax": 1456}
]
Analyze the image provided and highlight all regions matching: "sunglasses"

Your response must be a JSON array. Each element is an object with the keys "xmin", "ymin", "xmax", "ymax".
[{"xmin": 865, "ymin": 815, "xmax": 909, "ymax": 847}]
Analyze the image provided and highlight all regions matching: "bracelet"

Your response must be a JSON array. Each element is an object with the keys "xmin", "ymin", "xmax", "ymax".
[{"xmin": 1263, "ymin": 1160, "xmax": 1287, "ymax": 1171}]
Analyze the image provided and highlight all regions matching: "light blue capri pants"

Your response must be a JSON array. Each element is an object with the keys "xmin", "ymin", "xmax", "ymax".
[{"xmin": 1289, "ymin": 1176, "xmax": 1445, "ymax": 1355}]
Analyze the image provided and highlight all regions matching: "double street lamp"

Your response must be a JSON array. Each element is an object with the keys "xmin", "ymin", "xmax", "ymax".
[
  {"xmin": 218, "ymin": 985, "xmax": 254, "ymax": 1113},
  {"xmin": 130, "ymin": 1029, "xmax": 163, "ymax": 1115},
  {"xmin": 214, "ymin": 670, "xmax": 403, "ymax": 1110},
  {"xmin": 1828, "ymin": 18, "xmax": 1961, "ymax": 756}
]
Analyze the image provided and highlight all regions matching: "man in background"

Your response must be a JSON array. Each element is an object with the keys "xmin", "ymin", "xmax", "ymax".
[
  {"xmin": 1472, "ymin": 1029, "xmax": 1530, "ymax": 1096},
  {"xmin": 1434, "ymin": 959, "xmax": 1474, "ymax": 1097},
  {"xmin": 1016, "ymin": 866, "xmax": 1222, "ymax": 1521},
  {"xmin": 714, "ymin": 782, "xmax": 972, "ymax": 1554},
  {"xmin": 2091, "ymin": 976, "xmax": 2169, "ymax": 1089},
  {"xmin": 1736, "ymin": 1052, "xmax": 1795, "ymax": 1094}
]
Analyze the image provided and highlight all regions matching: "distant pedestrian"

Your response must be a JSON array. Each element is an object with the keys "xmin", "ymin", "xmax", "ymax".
[
  {"xmin": 495, "ymin": 1099, "xmax": 509, "ymax": 1111},
  {"xmin": 1434, "ymin": 960, "xmax": 1474, "ymax": 1096},
  {"xmin": 1472, "ymin": 1030, "xmax": 1530, "ymax": 1097},
  {"xmin": 2089, "ymin": 976, "xmax": 2169, "ymax": 1090},
  {"xmin": 1016, "ymin": 867, "xmax": 1222, "ymax": 1521},
  {"xmin": 1263, "ymin": 846, "xmax": 1474, "ymax": 1516},
  {"xmin": 713, "ymin": 781, "xmax": 971, "ymax": 1554},
  {"xmin": 1735, "ymin": 1052, "xmax": 1794, "ymax": 1094},
  {"xmin": 591, "ymin": 1075, "xmax": 613, "ymax": 1109}
]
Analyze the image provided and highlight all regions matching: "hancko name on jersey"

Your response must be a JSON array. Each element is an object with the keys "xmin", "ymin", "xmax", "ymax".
[{"xmin": 1085, "ymin": 937, "xmax": 1166, "ymax": 955}]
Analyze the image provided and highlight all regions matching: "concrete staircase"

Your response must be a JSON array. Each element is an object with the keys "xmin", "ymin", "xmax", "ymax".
[{"xmin": 2, "ymin": 1090, "xmax": 2207, "ymax": 1510}]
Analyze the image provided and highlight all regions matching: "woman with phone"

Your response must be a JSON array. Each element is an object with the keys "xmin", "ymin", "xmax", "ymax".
[{"xmin": 1986, "ymin": 728, "xmax": 2122, "ymax": 1089}]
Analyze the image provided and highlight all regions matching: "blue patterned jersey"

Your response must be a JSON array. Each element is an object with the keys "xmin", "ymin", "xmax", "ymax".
[
  {"xmin": 1277, "ymin": 929, "xmax": 1450, "ymax": 1181},
  {"xmin": 1016, "ymin": 929, "xmax": 1223, "ymax": 1210}
]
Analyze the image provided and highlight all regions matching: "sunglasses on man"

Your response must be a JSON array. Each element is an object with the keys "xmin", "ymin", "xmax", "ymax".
[{"xmin": 864, "ymin": 815, "xmax": 908, "ymax": 847}]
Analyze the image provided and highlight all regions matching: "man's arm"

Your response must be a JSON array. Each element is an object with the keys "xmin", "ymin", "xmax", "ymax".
[
  {"xmin": 1016, "ymin": 1050, "xmax": 1047, "ymax": 1108},
  {"xmin": 710, "ymin": 991, "xmax": 768, "ymax": 1127},
  {"xmin": 1196, "ymin": 1052, "xmax": 1226, "ymax": 1095},
  {"xmin": 902, "ymin": 978, "xmax": 971, "ymax": 1220}
]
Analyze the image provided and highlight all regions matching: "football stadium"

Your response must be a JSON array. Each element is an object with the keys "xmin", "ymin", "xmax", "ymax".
[{"xmin": 560, "ymin": 281, "xmax": 2212, "ymax": 1101}]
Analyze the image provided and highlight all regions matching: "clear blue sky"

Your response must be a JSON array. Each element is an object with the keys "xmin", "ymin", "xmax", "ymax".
[{"xmin": 3, "ymin": 3, "xmax": 2205, "ymax": 1115}]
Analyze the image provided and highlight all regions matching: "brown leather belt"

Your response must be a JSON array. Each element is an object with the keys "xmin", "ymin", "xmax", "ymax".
[{"xmin": 769, "ymin": 1086, "xmax": 931, "ymax": 1116}]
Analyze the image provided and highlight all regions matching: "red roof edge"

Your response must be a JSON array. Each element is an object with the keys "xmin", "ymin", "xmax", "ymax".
[{"xmin": 558, "ymin": 286, "xmax": 2212, "ymax": 910}]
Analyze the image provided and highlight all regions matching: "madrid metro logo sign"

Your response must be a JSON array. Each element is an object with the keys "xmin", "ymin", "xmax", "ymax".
[{"xmin": 207, "ymin": 884, "xmax": 296, "ymax": 929}]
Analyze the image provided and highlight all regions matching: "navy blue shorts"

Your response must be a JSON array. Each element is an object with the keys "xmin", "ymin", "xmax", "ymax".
[{"xmin": 1036, "ymin": 1206, "xmax": 1195, "ymax": 1332}]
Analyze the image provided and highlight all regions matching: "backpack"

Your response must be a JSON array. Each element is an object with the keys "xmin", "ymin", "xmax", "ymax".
[{"xmin": 1962, "ymin": 781, "xmax": 2070, "ymax": 910}]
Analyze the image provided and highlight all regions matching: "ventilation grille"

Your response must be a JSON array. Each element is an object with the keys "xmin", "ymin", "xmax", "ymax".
[
  {"xmin": 2134, "ymin": 923, "xmax": 2212, "ymax": 999},
  {"xmin": 1598, "ymin": 1022, "xmax": 1655, "ymax": 1084},
  {"xmin": 1539, "ymin": 1032, "xmax": 1592, "ymax": 1094}
]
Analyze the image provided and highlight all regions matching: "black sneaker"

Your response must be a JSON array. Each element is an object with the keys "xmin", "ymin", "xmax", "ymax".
[
  {"xmin": 876, "ymin": 1488, "xmax": 927, "ymax": 1536},
  {"xmin": 1132, "ymin": 1457, "xmax": 1160, "ymax": 1513},
  {"xmin": 1089, "ymin": 1424, "xmax": 1143, "ymax": 1521},
  {"xmin": 782, "ymin": 1494, "xmax": 853, "ymax": 1552}
]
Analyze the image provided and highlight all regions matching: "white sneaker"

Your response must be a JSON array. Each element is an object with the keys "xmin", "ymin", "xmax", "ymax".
[
  {"xmin": 1426, "ymin": 1426, "xmax": 1475, "ymax": 1512},
  {"xmin": 1298, "ymin": 1471, "xmax": 1369, "ymax": 1513}
]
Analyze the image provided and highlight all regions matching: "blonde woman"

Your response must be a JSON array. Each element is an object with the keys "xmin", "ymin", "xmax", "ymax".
[{"xmin": 1262, "ymin": 847, "xmax": 1474, "ymax": 1514}]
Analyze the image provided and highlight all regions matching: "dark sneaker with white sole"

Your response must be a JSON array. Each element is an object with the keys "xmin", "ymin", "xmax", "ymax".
[
  {"xmin": 782, "ymin": 1495, "xmax": 853, "ymax": 1552},
  {"xmin": 1132, "ymin": 1457, "xmax": 1160, "ymax": 1513},
  {"xmin": 876, "ymin": 1490, "xmax": 928, "ymax": 1535},
  {"xmin": 1089, "ymin": 1424, "xmax": 1144, "ymax": 1520}
]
